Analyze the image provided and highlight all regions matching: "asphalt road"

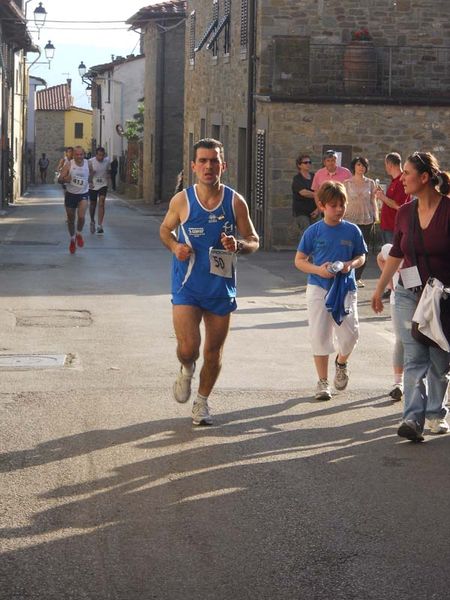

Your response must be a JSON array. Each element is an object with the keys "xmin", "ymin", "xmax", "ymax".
[{"xmin": 0, "ymin": 185, "xmax": 449, "ymax": 600}]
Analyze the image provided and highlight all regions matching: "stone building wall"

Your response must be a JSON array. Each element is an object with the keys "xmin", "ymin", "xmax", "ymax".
[
  {"xmin": 35, "ymin": 111, "xmax": 65, "ymax": 175},
  {"xmin": 143, "ymin": 24, "xmax": 159, "ymax": 204},
  {"xmin": 257, "ymin": 0, "xmax": 450, "ymax": 93},
  {"xmin": 184, "ymin": 0, "xmax": 249, "ymax": 190},
  {"xmin": 143, "ymin": 19, "xmax": 185, "ymax": 204},
  {"xmin": 258, "ymin": 101, "xmax": 450, "ymax": 248},
  {"xmin": 160, "ymin": 19, "xmax": 185, "ymax": 202},
  {"xmin": 183, "ymin": 0, "xmax": 450, "ymax": 248}
]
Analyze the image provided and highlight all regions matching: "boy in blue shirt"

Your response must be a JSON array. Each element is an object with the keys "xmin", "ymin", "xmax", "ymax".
[{"xmin": 295, "ymin": 181, "xmax": 367, "ymax": 400}]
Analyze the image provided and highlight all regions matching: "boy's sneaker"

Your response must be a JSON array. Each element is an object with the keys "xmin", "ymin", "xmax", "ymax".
[
  {"xmin": 76, "ymin": 233, "xmax": 84, "ymax": 248},
  {"xmin": 427, "ymin": 418, "xmax": 450, "ymax": 434},
  {"xmin": 334, "ymin": 356, "xmax": 349, "ymax": 391},
  {"xmin": 96, "ymin": 226, "xmax": 104, "ymax": 235},
  {"xmin": 356, "ymin": 279, "xmax": 365, "ymax": 288},
  {"xmin": 69, "ymin": 238, "xmax": 76, "ymax": 254},
  {"xmin": 90, "ymin": 221, "xmax": 96, "ymax": 234},
  {"xmin": 315, "ymin": 379, "xmax": 332, "ymax": 401},
  {"xmin": 389, "ymin": 383, "xmax": 403, "ymax": 402},
  {"xmin": 192, "ymin": 398, "xmax": 213, "ymax": 426},
  {"xmin": 397, "ymin": 420, "xmax": 424, "ymax": 442},
  {"xmin": 172, "ymin": 364, "xmax": 195, "ymax": 404}
]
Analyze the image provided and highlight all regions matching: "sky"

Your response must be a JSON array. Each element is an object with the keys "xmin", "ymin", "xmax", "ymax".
[{"xmin": 26, "ymin": 0, "xmax": 152, "ymax": 109}]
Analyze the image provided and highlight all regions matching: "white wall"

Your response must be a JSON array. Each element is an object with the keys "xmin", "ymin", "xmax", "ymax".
[{"xmin": 92, "ymin": 56, "xmax": 144, "ymax": 160}]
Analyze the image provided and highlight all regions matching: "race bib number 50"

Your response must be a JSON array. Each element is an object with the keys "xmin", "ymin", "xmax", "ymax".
[{"xmin": 209, "ymin": 248, "xmax": 236, "ymax": 278}]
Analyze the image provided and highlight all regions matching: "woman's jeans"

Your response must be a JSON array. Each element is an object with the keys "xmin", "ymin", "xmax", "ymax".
[
  {"xmin": 394, "ymin": 285, "xmax": 449, "ymax": 429},
  {"xmin": 355, "ymin": 223, "xmax": 373, "ymax": 280}
]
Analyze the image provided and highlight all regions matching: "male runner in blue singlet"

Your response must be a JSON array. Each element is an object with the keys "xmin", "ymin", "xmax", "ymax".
[{"xmin": 160, "ymin": 138, "xmax": 259, "ymax": 425}]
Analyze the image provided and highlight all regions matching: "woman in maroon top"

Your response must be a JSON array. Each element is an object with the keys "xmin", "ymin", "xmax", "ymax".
[{"xmin": 372, "ymin": 152, "xmax": 450, "ymax": 442}]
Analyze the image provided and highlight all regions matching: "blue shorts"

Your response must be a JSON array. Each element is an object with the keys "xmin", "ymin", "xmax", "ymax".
[
  {"xmin": 172, "ymin": 291, "xmax": 237, "ymax": 316},
  {"xmin": 65, "ymin": 191, "xmax": 89, "ymax": 209}
]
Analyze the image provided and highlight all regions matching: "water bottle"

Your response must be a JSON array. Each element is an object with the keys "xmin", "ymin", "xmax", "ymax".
[{"xmin": 327, "ymin": 261, "xmax": 344, "ymax": 274}]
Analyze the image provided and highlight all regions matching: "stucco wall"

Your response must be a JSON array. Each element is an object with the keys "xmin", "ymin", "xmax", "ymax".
[{"xmin": 65, "ymin": 108, "xmax": 92, "ymax": 152}]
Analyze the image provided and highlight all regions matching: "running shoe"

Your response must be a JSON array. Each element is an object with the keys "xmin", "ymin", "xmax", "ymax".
[
  {"xmin": 76, "ymin": 233, "xmax": 84, "ymax": 248},
  {"xmin": 69, "ymin": 238, "xmax": 76, "ymax": 254},
  {"xmin": 90, "ymin": 221, "xmax": 96, "ymax": 234},
  {"xmin": 427, "ymin": 418, "xmax": 450, "ymax": 434},
  {"xmin": 96, "ymin": 226, "xmax": 104, "ymax": 235},
  {"xmin": 389, "ymin": 384, "xmax": 403, "ymax": 402},
  {"xmin": 397, "ymin": 420, "xmax": 424, "ymax": 442},
  {"xmin": 173, "ymin": 364, "xmax": 195, "ymax": 403},
  {"xmin": 315, "ymin": 379, "xmax": 332, "ymax": 401},
  {"xmin": 192, "ymin": 398, "xmax": 213, "ymax": 426},
  {"xmin": 334, "ymin": 356, "xmax": 349, "ymax": 391}
]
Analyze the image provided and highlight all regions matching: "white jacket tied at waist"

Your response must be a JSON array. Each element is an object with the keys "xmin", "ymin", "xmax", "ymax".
[{"xmin": 412, "ymin": 277, "xmax": 450, "ymax": 352}]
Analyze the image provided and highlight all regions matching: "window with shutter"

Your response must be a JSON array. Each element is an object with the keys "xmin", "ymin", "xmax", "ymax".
[
  {"xmin": 195, "ymin": 1, "xmax": 218, "ymax": 53},
  {"xmin": 74, "ymin": 123, "xmax": 84, "ymax": 139}
]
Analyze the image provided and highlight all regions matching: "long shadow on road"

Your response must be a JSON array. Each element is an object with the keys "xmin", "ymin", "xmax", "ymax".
[{"xmin": 1, "ymin": 394, "xmax": 450, "ymax": 599}]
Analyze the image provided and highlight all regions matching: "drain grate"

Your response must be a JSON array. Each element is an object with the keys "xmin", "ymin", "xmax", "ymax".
[
  {"xmin": 0, "ymin": 354, "xmax": 67, "ymax": 369},
  {"xmin": 0, "ymin": 240, "xmax": 60, "ymax": 246},
  {"xmin": 0, "ymin": 263, "xmax": 61, "ymax": 271},
  {"xmin": 15, "ymin": 309, "xmax": 92, "ymax": 328}
]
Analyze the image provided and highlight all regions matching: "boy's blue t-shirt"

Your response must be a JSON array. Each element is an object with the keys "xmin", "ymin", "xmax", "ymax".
[{"xmin": 298, "ymin": 219, "xmax": 367, "ymax": 291}]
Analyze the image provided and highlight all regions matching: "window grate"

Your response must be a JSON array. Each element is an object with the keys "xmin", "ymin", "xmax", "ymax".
[
  {"xmin": 189, "ymin": 10, "xmax": 196, "ymax": 63},
  {"xmin": 255, "ymin": 129, "xmax": 266, "ymax": 213},
  {"xmin": 240, "ymin": 0, "xmax": 248, "ymax": 50}
]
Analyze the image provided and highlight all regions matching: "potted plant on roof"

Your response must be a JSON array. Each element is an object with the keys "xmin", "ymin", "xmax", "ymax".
[{"xmin": 343, "ymin": 28, "xmax": 378, "ymax": 95}]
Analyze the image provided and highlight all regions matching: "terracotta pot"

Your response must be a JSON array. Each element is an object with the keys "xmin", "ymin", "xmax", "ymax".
[{"xmin": 343, "ymin": 40, "xmax": 377, "ymax": 94}]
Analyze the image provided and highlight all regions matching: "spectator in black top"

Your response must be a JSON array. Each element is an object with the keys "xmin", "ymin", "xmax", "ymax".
[
  {"xmin": 110, "ymin": 157, "xmax": 118, "ymax": 191},
  {"xmin": 38, "ymin": 153, "xmax": 50, "ymax": 183},
  {"xmin": 292, "ymin": 153, "xmax": 319, "ymax": 238}
]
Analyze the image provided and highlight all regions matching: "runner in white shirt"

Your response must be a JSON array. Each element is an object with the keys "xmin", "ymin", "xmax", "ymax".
[
  {"xmin": 58, "ymin": 146, "xmax": 93, "ymax": 254},
  {"xmin": 88, "ymin": 147, "xmax": 111, "ymax": 235}
]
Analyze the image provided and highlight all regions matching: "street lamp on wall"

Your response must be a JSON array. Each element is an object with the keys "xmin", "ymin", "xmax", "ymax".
[
  {"xmin": 25, "ymin": 1, "xmax": 48, "ymax": 39},
  {"xmin": 34, "ymin": 2, "xmax": 47, "ymax": 28},
  {"xmin": 44, "ymin": 40, "xmax": 55, "ymax": 60},
  {"xmin": 26, "ymin": 40, "xmax": 56, "ymax": 70},
  {"xmin": 78, "ymin": 61, "xmax": 87, "ymax": 79}
]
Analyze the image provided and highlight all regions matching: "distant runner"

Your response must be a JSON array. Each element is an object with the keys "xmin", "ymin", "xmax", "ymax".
[{"xmin": 58, "ymin": 146, "xmax": 92, "ymax": 254}]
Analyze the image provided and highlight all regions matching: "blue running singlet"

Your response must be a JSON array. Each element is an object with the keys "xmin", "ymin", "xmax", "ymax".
[{"xmin": 171, "ymin": 185, "xmax": 237, "ymax": 299}]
